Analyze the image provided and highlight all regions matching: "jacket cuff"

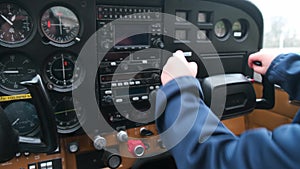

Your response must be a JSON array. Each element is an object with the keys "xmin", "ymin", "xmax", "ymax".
[{"xmin": 265, "ymin": 54, "xmax": 286, "ymax": 84}]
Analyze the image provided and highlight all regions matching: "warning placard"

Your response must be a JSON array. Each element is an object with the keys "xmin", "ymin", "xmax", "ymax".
[{"xmin": 0, "ymin": 94, "xmax": 32, "ymax": 102}]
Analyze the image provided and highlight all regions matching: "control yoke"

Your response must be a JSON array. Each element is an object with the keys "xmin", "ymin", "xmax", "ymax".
[
  {"xmin": 252, "ymin": 60, "xmax": 275, "ymax": 109},
  {"xmin": 0, "ymin": 75, "xmax": 58, "ymax": 162}
]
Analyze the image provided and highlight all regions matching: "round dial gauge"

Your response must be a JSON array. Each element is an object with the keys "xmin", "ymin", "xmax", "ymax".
[
  {"xmin": 0, "ymin": 3, "xmax": 34, "ymax": 47},
  {"xmin": 232, "ymin": 19, "xmax": 248, "ymax": 40},
  {"xmin": 214, "ymin": 20, "xmax": 228, "ymax": 39},
  {"xmin": 40, "ymin": 6, "xmax": 80, "ymax": 46},
  {"xmin": 53, "ymin": 96, "xmax": 84, "ymax": 134},
  {"xmin": 44, "ymin": 52, "xmax": 84, "ymax": 92},
  {"xmin": 0, "ymin": 53, "xmax": 37, "ymax": 95},
  {"xmin": 4, "ymin": 101, "xmax": 39, "ymax": 136}
]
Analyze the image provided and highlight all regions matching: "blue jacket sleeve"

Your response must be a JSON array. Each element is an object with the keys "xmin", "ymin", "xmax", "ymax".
[
  {"xmin": 155, "ymin": 76, "xmax": 300, "ymax": 169},
  {"xmin": 266, "ymin": 53, "xmax": 300, "ymax": 100}
]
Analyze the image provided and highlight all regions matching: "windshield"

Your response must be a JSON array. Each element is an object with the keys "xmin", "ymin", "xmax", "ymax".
[{"xmin": 250, "ymin": 0, "xmax": 300, "ymax": 53}]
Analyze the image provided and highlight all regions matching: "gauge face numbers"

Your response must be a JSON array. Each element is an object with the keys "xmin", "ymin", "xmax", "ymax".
[
  {"xmin": 4, "ymin": 101, "xmax": 39, "ymax": 136},
  {"xmin": 40, "ymin": 6, "xmax": 80, "ymax": 46},
  {"xmin": 214, "ymin": 20, "xmax": 229, "ymax": 39},
  {"xmin": 53, "ymin": 96, "xmax": 83, "ymax": 134},
  {"xmin": 44, "ymin": 52, "xmax": 84, "ymax": 92},
  {"xmin": 0, "ymin": 3, "xmax": 34, "ymax": 47},
  {"xmin": 0, "ymin": 53, "xmax": 37, "ymax": 94}
]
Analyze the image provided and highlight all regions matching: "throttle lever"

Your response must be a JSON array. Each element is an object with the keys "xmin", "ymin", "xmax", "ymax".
[
  {"xmin": 255, "ymin": 75, "xmax": 275, "ymax": 109},
  {"xmin": 252, "ymin": 60, "xmax": 275, "ymax": 109}
]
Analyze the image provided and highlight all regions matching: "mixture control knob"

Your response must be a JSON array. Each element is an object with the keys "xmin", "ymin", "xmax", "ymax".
[
  {"xmin": 93, "ymin": 135, "xmax": 107, "ymax": 150},
  {"xmin": 128, "ymin": 140, "xmax": 146, "ymax": 157},
  {"xmin": 117, "ymin": 130, "xmax": 128, "ymax": 142},
  {"xmin": 153, "ymin": 38, "xmax": 164, "ymax": 49}
]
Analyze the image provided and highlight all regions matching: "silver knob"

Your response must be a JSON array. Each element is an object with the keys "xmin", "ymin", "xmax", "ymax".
[
  {"xmin": 93, "ymin": 135, "xmax": 106, "ymax": 150},
  {"xmin": 117, "ymin": 130, "xmax": 128, "ymax": 142},
  {"xmin": 134, "ymin": 145, "xmax": 145, "ymax": 157}
]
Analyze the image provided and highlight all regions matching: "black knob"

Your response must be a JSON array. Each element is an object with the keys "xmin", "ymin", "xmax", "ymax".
[
  {"xmin": 153, "ymin": 38, "xmax": 164, "ymax": 49},
  {"xmin": 152, "ymin": 73, "xmax": 161, "ymax": 83},
  {"xmin": 102, "ymin": 151, "xmax": 122, "ymax": 169},
  {"xmin": 104, "ymin": 95, "xmax": 113, "ymax": 103},
  {"xmin": 140, "ymin": 127, "xmax": 154, "ymax": 136}
]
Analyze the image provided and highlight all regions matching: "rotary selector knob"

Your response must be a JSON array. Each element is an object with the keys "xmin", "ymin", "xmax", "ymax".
[
  {"xmin": 151, "ymin": 73, "xmax": 161, "ymax": 83},
  {"xmin": 104, "ymin": 95, "xmax": 113, "ymax": 104},
  {"xmin": 153, "ymin": 38, "xmax": 164, "ymax": 49}
]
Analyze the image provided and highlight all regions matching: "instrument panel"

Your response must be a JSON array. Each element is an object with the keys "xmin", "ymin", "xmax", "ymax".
[
  {"xmin": 0, "ymin": 0, "xmax": 260, "ymax": 138},
  {"xmin": 0, "ymin": 0, "xmax": 95, "ymax": 136},
  {"xmin": 0, "ymin": 0, "xmax": 263, "ymax": 168}
]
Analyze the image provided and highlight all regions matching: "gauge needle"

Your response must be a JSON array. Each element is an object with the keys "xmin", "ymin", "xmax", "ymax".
[
  {"xmin": 55, "ymin": 109, "xmax": 76, "ymax": 115},
  {"xmin": 3, "ymin": 70, "xmax": 19, "ymax": 74},
  {"xmin": 11, "ymin": 15, "xmax": 16, "ymax": 22},
  {"xmin": 12, "ymin": 118, "xmax": 20, "ymax": 126},
  {"xmin": 0, "ymin": 14, "xmax": 13, "ymax": 26},
  {"xmin": 59, "ymin": 15, "xmax": 63, "ymax": 35},
  {"xmin": 61, "ymin": 55, "xmax": 66, "ymax": 85}
]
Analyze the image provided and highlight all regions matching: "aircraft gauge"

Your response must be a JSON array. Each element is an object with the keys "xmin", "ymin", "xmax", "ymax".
[
  {"xmin": 43, "ymin": 52, "xmax": 85, "ymax": 92},
  {"xmin": 0, "ymin": 2, "xmax": 34, "ymax": 47},
  {"xmin": 40, "ymin": 6, "xmax": 80, "ymax": 47}
]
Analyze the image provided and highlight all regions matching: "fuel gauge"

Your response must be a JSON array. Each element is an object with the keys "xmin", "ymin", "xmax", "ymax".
[
  {"xmin": 214, "ymin": 19, "xmax": 230, "ymax": 39},
  {"xmin": 4, "ymin": 101, "xmax": 39, "ymax": 136},
  {"xmin": 232, "ymin": 19, "xmax": 248, "ymax": 40}
]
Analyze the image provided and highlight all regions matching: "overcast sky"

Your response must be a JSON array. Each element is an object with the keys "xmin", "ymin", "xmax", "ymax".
[{"xmin": 249, "ymin": 0, "xmax": 300, "ymax": 32}]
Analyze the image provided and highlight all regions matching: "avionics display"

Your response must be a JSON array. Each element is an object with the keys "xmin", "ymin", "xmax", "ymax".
[
  {"xmin": 96, "ymin": 4, "xmax": 163, "ymax": 129},
  {"xmin": 114, "ymin": 24, "xmax": 150, "ymax": 47}
]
